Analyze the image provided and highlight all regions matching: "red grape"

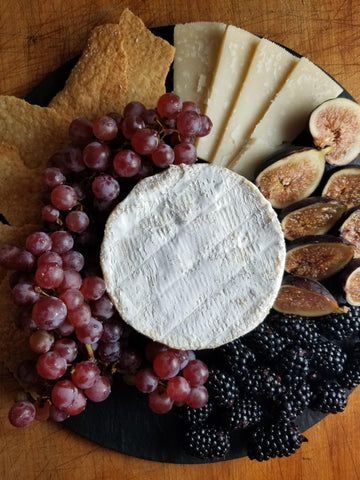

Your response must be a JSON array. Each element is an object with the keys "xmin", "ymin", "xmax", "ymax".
[
  {"xmin": 153, "ymin": 350, "xmax": 181, "ymax": 379},
  {"xmin": 8, "ymin": 401, "xmax": 36, "ymax": 427},
  {"xmin": 69, "ymin": 118, "xmax": 93, "ymax": 147},
  {"xmin": 71, "ymin": 360, "xmax": 100, "ymax": 389},
  {"xmin": 148, "ymin": 387, "xmax": 173, "ymax": 414},
  {"xmin": 51, "ymin": 184, "xmax": 78, "ymax": 211},
  {"xmin": 135, "ymin": 368, "xmax": 159, "ymax": 393},
  {"xmin": 113, "ymin": 149, "xmax": 141, "ymax": 177},
  {"xmin": 84, "ymin": 375, "xmax": 111, "ymax": 402},
  {"xmin": 93, "ymin": 115, "xmax": 118, "ymax": 141},
  {"xmin": 36, "ymin": 351, "xmax": 67, "ymax": 380},
  {"xmin": 83, "ymin": 141, "xmax": 111, "ymax": 170},
  {"xmin": 51, "ymin": 379, "xmax": 78, "ymax": 409},
  {"xmin": 167, "ymin": 376, "xmax": 191, "ymax": 402},
  {"xmin": 157, "ymin": 92, "xmax": 182, "ymax": 119},
  {"xmin": 32, "ymin": 296, "xmax": 67, "ymax": 330}
]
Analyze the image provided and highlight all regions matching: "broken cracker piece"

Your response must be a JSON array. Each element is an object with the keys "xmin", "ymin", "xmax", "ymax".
[
  {"xmin": 0, "ymin": 143, "xmax": 43, "ymax": 227},
  {"xmin": 0, "ymin": 96, "xmax": 70, "ymax": 170},
  {"xmin": 49, "ymin": 23, "xmax": 129, "ymax": 121},
  {"xmin": 117, "ymin": 9, "xmax": 175, "ymax": 108}
]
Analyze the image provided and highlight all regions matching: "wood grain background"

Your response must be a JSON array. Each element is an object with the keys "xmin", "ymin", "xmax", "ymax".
[{"xmin": 1, "ymin": 1, "xmax": 360, "ymax": 479}]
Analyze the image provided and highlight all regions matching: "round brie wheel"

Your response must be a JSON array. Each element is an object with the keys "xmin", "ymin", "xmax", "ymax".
[{"xmin": 100, "ymin": 163, "xmax": 285, "ymax": 350}]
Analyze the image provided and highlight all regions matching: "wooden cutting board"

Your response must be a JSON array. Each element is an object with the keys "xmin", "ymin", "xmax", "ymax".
[{"xmin": 1, "ymin": 1, "xmax": 360, "ymax": 479}]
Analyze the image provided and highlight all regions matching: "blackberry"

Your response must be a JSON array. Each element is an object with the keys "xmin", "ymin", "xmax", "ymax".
[
  {"xmin": 206, "ymin": 368, "xmax": 239, "ymax": 407},
  {"xmin": 277, "ymin": 346, "xmax": 310, "ymax": 385},
  {"xmin": 247, "ymin": 418, "xmax": 308, "ymax": 461},
  {"xmin": 217, "ymin": 337, "xmax": 257, "ymax": 381},
  {"xmin": 268, "ymin": 312, "xmax": 320, "ymax": 347},
  {"xmin": 310, "ymin": 380, "xmax": 348, "ymax": 413},
  {"xmin": 275, "ymin": 381, "xmax": 312, "ymax": 419},
  {"xmin": 220, "ymin": 394, "xmax": 264, "ymax": 431},
  {"xmin": 308, "ymin": 339, "xmax": 347, "ymax": 377},
  {"xmin": 339, "ymin": 342, "xmax": 360, "ymax": 389},
  {"xmin": 183, "ymin": 425, "xmax": 231, "ymax": 459},
  {"xmin": 317, "ymin": 306, "xmax": 360, "ymax": 341},
  {"xmin": 179, "ymin": 402, "xmax": 213, "ymax": 426},
  {"xmin": 242, "ymin": 320, "xmax": 290, "ymax": 361},
  {"xmin": 240, "ymin": 366, "xmax": 283, "ymax": 400}
]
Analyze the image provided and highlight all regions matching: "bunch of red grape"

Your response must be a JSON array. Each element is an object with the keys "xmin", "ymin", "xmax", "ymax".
[
  {"xmin": 1, "ymin": 92, "xmax": 212, "ymax": 427},
  {"xmin": 135, "ymin": 341, "xmax": 209, "ymax": 414}
]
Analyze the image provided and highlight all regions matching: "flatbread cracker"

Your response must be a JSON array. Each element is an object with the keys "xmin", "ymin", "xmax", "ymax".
[
  {"xmin": 0, "ymin": 96, "xmax": 70, "ymax": 170},
  {"xmin": 0, "ymin": 273, "xmax": 34, "ymax": 378},
  {"xmin": 0, "ymin": 143, "xmax": 43, "ymax": 227},
  {"xmin": 49, "ymin": 24, "xmax": 129, "ymax": 120},
  {"xmin": 117, "ymin": 9, "xmax": 175, "ymax": 108}
]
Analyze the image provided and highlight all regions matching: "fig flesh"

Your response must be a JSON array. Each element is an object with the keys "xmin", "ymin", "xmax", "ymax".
[
  {"xmin": 285, "ymin": 235, "xmax": 354, "ymax": 281},
  {"xmin": 340, "ymin": 208, "xmax": 360, "ymax": 257},
  {"xmin": 273, "ymin": 274, "xmax": 345, "ymax": 316},
  {"xmin": 280, "ymin": 196, "xmax": 346, "ymax": 240},
  {"xmin": 255, "ymin": 147, "xmax": 327, "ymax": 209},
  {"xmin": 342, "ymin": 260, "xmax": 360, "ymax": 306},
  {"xmin": 309, "ymin": 97, "xmax": 360, "ymax": 166},
  {"xmin": 322, "ymin": 166, "xmax": 360, "ymax": 209}
]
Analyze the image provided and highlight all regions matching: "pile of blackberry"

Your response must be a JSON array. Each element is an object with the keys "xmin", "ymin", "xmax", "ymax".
[{"xmin": 181, "ymin": 306, "xmax": 360, "ymax": 462}]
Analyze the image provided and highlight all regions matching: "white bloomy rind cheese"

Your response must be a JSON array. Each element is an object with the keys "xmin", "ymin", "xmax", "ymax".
[{"xmin": 100, "ymin": 164, "xmax": 286, "ymax": 350}]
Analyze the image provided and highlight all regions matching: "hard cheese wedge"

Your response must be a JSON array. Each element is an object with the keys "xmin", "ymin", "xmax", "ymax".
[
  {"xmin": 196, "ymin": 25, "xmax": 259, "ymax": 162},
  {"xmin": 173, "ymin": 21, "xmax": 226, "ymax": 112},
  {"xmin": 229, "ymin": 56, "xmax": 343, "ymax": 179},
  {"xmin": 211, "ymin": 38, "xmax": 299, "ymax": 167},
  {"xmin": 101, "ymin": 164, "xmax": 285, "ymax": 350}
]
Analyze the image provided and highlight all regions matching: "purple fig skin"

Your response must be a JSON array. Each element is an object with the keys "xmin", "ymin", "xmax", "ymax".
[
  {"xmin": 309, "ymin": 97, "xmax": 360, "ymax": 166},
  {"xmin": 255, "ymin": 147, "xmax": 327, "ymax": 209},
  {"xmin": 273, "ymin": 274, "xmax": 345, "ymax": 316},
  {"xmin": 280, "ymin": 196, "xmax": 346, "ymax": 240},
  {"xmin": 285, "ymin": 235, "xmax": 354, "ymax": 281},
  {"xmin": 322, "ymin": 165, "xmax": 360, "ymax": 209}
]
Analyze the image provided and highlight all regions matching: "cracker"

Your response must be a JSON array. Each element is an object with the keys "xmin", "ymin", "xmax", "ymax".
[
  {"xmin": 0, "ymin": 143, "xmax": 43, "ymax": 227},
  {"xmin": 0, "ymin": 273, "xmax": 34, "ymax": 379},
  {"xmin": 0, "ymin": 96, "xmax": 70, "ymax": 170},
  {"xmin": 0, "ymin": 223, "xmax": 40, "ymax": 282},
  {"xmin": 117, "ymin": 9, "xmax": 175, "ymax": 108},
  {"xmin": 49, "ymin": 24, "xmax": 129, "ymax": 120}
]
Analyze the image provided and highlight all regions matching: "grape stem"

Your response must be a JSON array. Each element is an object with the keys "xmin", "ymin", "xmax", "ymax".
[{"xmin": 85, "ymin": 343, "xmax": 95, "ymax": 360}]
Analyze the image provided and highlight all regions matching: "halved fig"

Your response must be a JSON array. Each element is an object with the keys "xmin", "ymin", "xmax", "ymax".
[
  {"xmin": 280, "ymin": 196, "xmax": 346, "ymax": 240},
  {"xmin": 255, "ymin": 147, "xmax": 327, "ymax": 209},
  {"xmin": 273, "ymin": 274, "xmax": 345, "ymax": 316},
  {"xmin": 341, "ymin": 260, "xmax": 360, "ymax": 306},
  {"xmin": 322, "ymin": 166, "xmax": 360, "ymax": 209},
  {"xmin": 309, "ymin": 97, "xmax": 360, "ymax": 165},
  {"xmin": 285, "ymin": 235, "xmax": 354, "ymax": 281},
  {"xmin": 339, "ymin": 207, "xmax": 360, "ymax": 256}
]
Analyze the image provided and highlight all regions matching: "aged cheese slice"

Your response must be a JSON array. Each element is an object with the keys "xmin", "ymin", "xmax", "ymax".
[
  {"xmin": 101, "ymin": 164, "xmax": 285, "ymax": 350},
  {"xmin": 196, "ymin": 25, "xmax": 259, "ymax": 162},
  {"xmin": 229, "ymin": 56, "xmax": 343, "ymax": 179},
  {"xmin": 173, "ymin": 22, "xmax": 226, "ymax": 112},
  {"xmin": 211, "ymin": 38, "xmax": 299, "ymax": 167}
]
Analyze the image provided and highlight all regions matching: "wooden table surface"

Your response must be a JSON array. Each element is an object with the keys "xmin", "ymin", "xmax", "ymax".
[{"xmin": 1, "ymin": 1, "xmax": 360, "ymax": 479}]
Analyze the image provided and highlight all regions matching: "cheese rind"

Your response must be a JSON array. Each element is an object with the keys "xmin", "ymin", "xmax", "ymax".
[
  {"xmin": 196, "ymin": 25, "xmax": 260, "ymax": 162},
  {"xmin": 211, "ymin": 38, "xmax": 298, "ymax": 167},
  {"xmin": 229, "ymin": 57, "xmax": 343, "ymax": 179},
  {"xmin": 173, "ymin": 22, "xmax": 226, "ymax": 112},
  {"xmin": 100, "ymin": 164, "xmax": 285, "ymax": 350}
]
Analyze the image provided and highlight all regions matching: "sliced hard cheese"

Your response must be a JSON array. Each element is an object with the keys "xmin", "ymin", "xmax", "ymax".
[
  {"xmin": 229, "ymin": 56, "xmax": 343, "ymax": 179},
  {"xmin": 196, "ymin": 25, "xmax": 259, "ymax": 162},
  {"xmin": 173, "ymin": 22, "xmax": 226, "ymax": 112},
  {"xmin": 101, "ymin": 164, "xmax": 285, "ymax": 350},
  {"xmin": 211, "ymin": 38, "xmax": 299, "ymax": 168}
]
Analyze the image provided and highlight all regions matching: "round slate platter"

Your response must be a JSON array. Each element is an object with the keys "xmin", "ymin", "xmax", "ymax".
[{"xmin": 24, "ymin": 25, "xmax": 355, "ymax": 464}]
